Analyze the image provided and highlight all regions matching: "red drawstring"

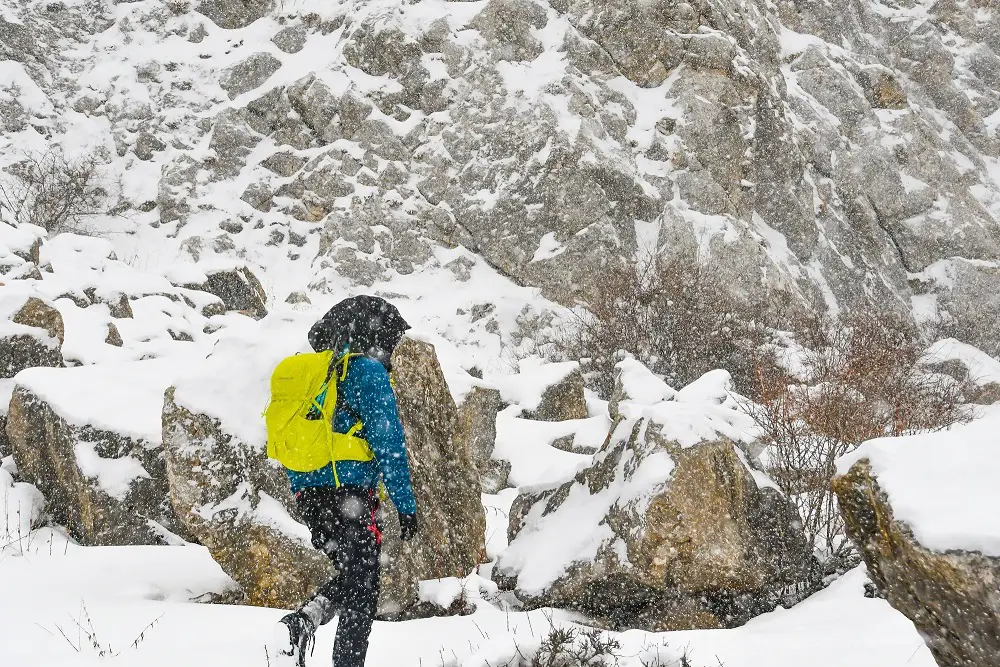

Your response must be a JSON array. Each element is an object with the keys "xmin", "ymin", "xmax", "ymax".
[{"xmin": 366, "ymin": 490, "xmax": 382, "ymax": 545}]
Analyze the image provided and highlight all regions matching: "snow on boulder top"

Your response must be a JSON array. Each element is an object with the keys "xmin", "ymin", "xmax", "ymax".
[
  {"xmin": 0, "ymin": 282, "xmax": 44, "ymax": 318},
  {"xmin": 618, "ymin": 369, "xmax": 756, "ymax": 448},
  {"xmin": 922, "ymin": 338, "xmax": 1000, "ymax": 386},
  {"xmin": 837, "ymin": 407, "xmax": 1000, "ymax": 557},
  {"xmin": 0, "ymin": 222, "xmax": 43, "ymax": 256},
  {"xmin": 13, "ymin": 359, "xmax": 189, "ymax": 445},
  {"xmin": 675, "ymin": 369, "xmax": 737, "ymax": 406},
  {"xmin": 490, "ymin": 358, "xmax": 580, "ymax": 411},
  {"xmin": 614, "ymin": 356, "xmax": 677, "ymax": 404},
  {"xmin": 170, "ymin": 313, "xmax": 314, "ymax": 446}
]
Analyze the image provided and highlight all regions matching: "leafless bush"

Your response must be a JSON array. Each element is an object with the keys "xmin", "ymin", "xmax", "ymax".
[
  {"xmin": 528, "ymin": 627, "xmax": 620, "ymax": 667},
  {"xmin": 0, "ymin": 148, "xmax": 108, "ymax": 234},
  {"xmin": 565, "ymin": 251, "xmax": 776, "ymax": 398},
  {"xmin": 747, "ymin": 311, "xmax": 971, "ymax": 571}
]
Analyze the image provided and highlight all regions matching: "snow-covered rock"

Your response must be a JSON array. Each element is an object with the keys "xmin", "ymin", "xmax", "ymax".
[
  {"xmin": 835, "ymin": 409, "xmax": 1000, "ymax": 667},
  {"xmin": 382, "ymin": 337, "xmax": 487, "ymax": 615},
  {"xmin": 0, "ymin": 288, "xmax": 64, "ymax": 378},
  {"xmin": 494, "ymin": 367, "xmax": 816, "ymax": 630},
  {"xmin": 6, "ymin": 362, "xmax": 185, "ymax": 546},
  {"xmin": 162, "ymin": 385, "xmax": 333, "ymax": 608}
]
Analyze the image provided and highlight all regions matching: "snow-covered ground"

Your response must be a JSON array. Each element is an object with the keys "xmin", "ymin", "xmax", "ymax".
[{"xmin": 1, "ymin": 463, "xmax": 937, "ymax": 667}]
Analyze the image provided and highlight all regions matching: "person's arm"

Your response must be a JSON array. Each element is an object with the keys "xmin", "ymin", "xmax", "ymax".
[{"xmin": 351, "ymin": 359, "xmax": 418, "ymax": 516}]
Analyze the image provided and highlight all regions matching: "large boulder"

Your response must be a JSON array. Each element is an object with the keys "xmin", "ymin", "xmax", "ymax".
[
  {"xmin": 162, "ymin": 387, "xmax": 333, "ymax": 608},
  {"xmin": 379, "ymin": 337, "xmax": 487, "ymax": 615},
  {"xmin": 834, "ymin": 413, "xmax": 1000, "ymax": 667},
  {"xmin": 6, "ymin": 364, "xmax": 185, "ymax": 546},
  {"xmin": 494, "ymin": 369, "xmax": 815, "ymax": 631}
]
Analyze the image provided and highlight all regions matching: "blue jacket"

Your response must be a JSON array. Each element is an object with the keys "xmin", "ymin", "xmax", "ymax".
[{"xmin": 285, "ymin": 356, "xmax": 417, "ymax": 515}]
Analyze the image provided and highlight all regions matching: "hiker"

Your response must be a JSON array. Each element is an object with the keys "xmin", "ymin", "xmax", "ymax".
[{"xmin": 266, "ymin": 295, "xmax": 419, "ymax": 667}]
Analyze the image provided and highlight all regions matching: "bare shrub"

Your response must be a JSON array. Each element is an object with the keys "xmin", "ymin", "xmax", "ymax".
[
  {"xmin": 0, "ymin": 148, "xmax": 107, "ymax": 234},
  {"xmin": 747, "ymin": 311, "xmax": 971, "ymax": 571},
  {"xmin": 565, "ymin": 251, "xmax": 776, "ymax": 398},
  {"xmin": 527, "ymin": 626, "xmax": 620, "ymax": 667}
]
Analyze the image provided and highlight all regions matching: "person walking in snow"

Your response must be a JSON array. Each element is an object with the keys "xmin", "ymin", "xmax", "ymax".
[{"xmin": 266, "ymin": 295, "xmax": 419, "ymax": 667}]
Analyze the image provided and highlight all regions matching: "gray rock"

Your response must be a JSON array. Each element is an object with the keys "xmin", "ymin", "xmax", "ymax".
[
  {"xmin": 835, "ymin": 460, "xmax": 999, "ymax": 667},
  {"xmin": 287, "ymin": 75, "xmax": 340, "ymax": 140},
  {"xmin": 452, "ymin": 387, "xmax": 504, "ymax": 492},
  {"xmin": 195, "ymin": 0, "xmax": 273, "ymax": 29},
  {"xmin": 284, "ymin": 290, "xmax": 311, "ymax": 305},
  {"xmin": 272, "ymin": 25, "xmax": 307, "ymax": 54},
  {"xmin": 495, "ymin": 423, "xmax": 816, "ymax": 630},
  {"xmin": 529, "ymin": 368, "xmax": 588, "ymax": 422},
  {"xmin": 469, "ymin": 0, "xmax": 548, "ymax": 62},
  {"xmin": 1, "ymin": 298, "xmax": 63, "ymax": 379},
  {"xmin": 241, "ymin": 182, "xmax": 274, "ymax": 212},
  {"xmin": 208, "ymin": 109, "xmax": 262, "ymax": 180},
  {"xmin": 11, "ymin": 297, "xmax": 64, "ymax": 346},
  {"xmin": 220, "ymin": 52, "xmax": 282, "ymax": 100},
  {"xmin": 134, "ymin": 131, "xmax": 167, "ymax": 161},
  {"xmin": 261, "ymin": 150, "xmax": 306, "ymax": 177}
]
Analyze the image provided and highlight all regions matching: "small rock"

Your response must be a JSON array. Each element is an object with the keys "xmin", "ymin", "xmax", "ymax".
[
  {"xmin": 12, "ymin": 297, "xmax": 65, "ymax": 345},
  {"xmin": 183, "ymin": 265, "xmax": 268, "ymax": 319},
  {"xmin": 105, "ymin": 323, "xmax": 123, "ymax": 347},
  {"xmin": 288, "ymin": 230, "xmax": 307, "ymax": 247},
  {"xmin": 134, "ymin": 131, "xmax": 167, "ymax": 161},
  {"xmin": 285, "ymin": 291, "xmax": 311, "ymax": 305},
  {"xmin": 261, "ymin": 151, "xmax": 306, "ymax": 177},
  {"xmin": 220, "ymin": 52, "xmax": 282, "ymax": 100},
  {"xmin": 267, "ymin": 229, "xmax": 286, "ymax": 246},
  {"xmin": 855, "ymin": 67, "xmax": 908, "ymax": 109},
  {"xmin": 195, "ymin": 0, "xmax": 273, "ymax": 29},
  {"xmin": 241, "ymin": 182, "xmax": 274, "ymax": 212},
  {"xmin": 219, "ymin": 220, "xmax": 244, "ymax": 234},
  {"xmin": 452, "ymin": 387, "xmax": 504, "ymax": 493},
  {"xmin": 530, "ymin": 368, "xmax": 588, "ymax": 422},
  {"xmin": 272, "ymin": 25, "xmax": 307, "ymax": 54}
]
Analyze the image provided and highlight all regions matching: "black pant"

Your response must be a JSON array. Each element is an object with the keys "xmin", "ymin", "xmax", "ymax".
[{"xmin": 295, "ymin": 486, "xmax": 382, "ymax": 667}]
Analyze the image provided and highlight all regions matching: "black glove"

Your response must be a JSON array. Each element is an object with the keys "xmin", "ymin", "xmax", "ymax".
[{"xmin": 399, "ymin": 512, "xmax": 418, "ymax": 541}]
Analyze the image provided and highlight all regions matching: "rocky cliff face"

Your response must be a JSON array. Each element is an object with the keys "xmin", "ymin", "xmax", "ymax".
[{"xmin": 3, "ymin": 0, "xmax": 1000, "ymax": 352}]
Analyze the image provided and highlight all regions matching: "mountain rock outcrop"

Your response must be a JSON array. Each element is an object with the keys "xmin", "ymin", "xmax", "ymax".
[
  {"xmin": 835, "ymin": 415, "xmax": 1000, "ymax": 667},
  {"xmin": 495, "ymin": 368, "xmax": 816, "ymax": 630},
  {"xmin": 3, "ymin": 0, "xmax": 1000, "ymax": 352}
]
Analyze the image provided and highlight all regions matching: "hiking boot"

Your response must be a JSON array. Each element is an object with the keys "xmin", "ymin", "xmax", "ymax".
[{"xmin": 271, "ymin": 611, "xmax": 316, "ymax": 667}]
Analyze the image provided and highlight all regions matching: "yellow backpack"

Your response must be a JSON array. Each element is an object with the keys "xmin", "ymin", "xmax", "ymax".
[{"xmin": 264, "ymin": 351, "xmax": 374, "ymax": 480}]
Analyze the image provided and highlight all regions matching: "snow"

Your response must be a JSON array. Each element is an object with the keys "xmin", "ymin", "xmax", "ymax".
[
  {"xmin": 837, "ymin": 407, "xmax": 1000, "ymax": 556},
  {"xmin": 922, "ymin": 338, "xmax": 1000, "ymax": 386},
  {"xmin": 615, "ymin": 356, "xmax": 678, "ymax": 404},
  {"xmin": 13, "ymin": 359, "xmax": 187, "ymax": 445},
  {"xmin": 493, "ymin": 408, "xmax": 599, "ymax": 487},
  {"xmin": 530, "ymin": 232, "xmax": 567, "ymax": 263},
  {"xmin": 74, "ymin": 440, "xmax": 151, "ymax": 501},
  {"xmin": 490, "ymin": 359, "xmax": 582, "ymax": 412}
]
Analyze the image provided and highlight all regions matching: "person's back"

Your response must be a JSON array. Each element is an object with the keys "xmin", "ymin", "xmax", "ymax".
[{"xmin": 269, "ymin": 296, "xmax": 418, "ymax": 667}]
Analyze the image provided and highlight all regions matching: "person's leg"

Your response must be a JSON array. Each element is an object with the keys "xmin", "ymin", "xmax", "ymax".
[{"xmin": 328, "ymin": 494, "xmax": 381, "ymax": 667}]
